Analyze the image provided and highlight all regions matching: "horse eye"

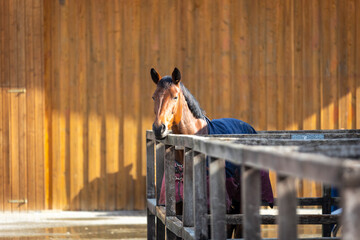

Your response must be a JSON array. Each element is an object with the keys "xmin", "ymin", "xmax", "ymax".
[
  {"xmin": 173, "ymin": 96, "xmax": 178, "ymax": 100},
  {"xmin": 152, "ymin": 96, "xmax": 155, "ymax": 101}
]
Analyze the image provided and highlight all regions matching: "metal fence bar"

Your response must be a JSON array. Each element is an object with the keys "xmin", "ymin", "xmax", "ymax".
[
  {"xmin": 146, "ymin": 139, "xmax": 155, "ymax": 240},
  {"xmin": 242, "ymin": 165, "xmax": 261, "ymax": 240},
  {"xmin": 277, "ymin": 175, "xmax": 297, "ymax": 240},
  {"xmin": 183, "ymin": 148, "xmax": 194, "ymax": 228},
  {"xmin": 193, "ymin": 152, "xmax": 208, "ymax": 239},
  {"xmin": 209, "ymin": 157, "xmax": 227, "ymax": 240}
]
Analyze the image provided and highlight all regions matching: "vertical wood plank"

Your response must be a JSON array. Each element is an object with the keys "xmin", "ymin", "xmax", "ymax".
[
  {"xmin": 146, "ymin": 140, "xmax": 155, "ymax": 199},
  {"xmin": 87, "ymin": 0, "xmax": 103, "ymax": 210},
  {"xmin": 2, "ymin": 91, "xmax": 11, "ymax": 211},
  {"xmin": 50, "ymin": 0, "xmax": 61, "ymax": 206},
  {"xmin": 293, "ymin": 0, "xmax": 304, "ymax": 130},
  {"xmin": 209, "ymin": 157, "xmax": 226, "ymax": 240},
  {"xmin": 213, "ymin": 0, "xmax": 230, "ymax": 118},
  {"xmin": 277, "ymin": 175, "xmax": 297, "ymax": 240},
  {"xmin": 33, "ymin": 0, "xmax": 45, "ymax": 211},
  {"xmin": 275, "ymin": 0, "xmax": 285, "ymax": 130},
  {"xmin": 43, "ymin": 0, "xmax": 52, "ymax": 210},
  {"xmin": 139, "ymin": 0, "xmax": 153, "ymax": 213},
  {"xmin": 258, "ymin": 0, "xmax": 267, "ymax": 130},
  {"xmin": 155, "ymin": 143, "xmax": 165, "ymax": 238},
  {"xmin": 320, "ymin": 0, "xmax": 337, "ymax": 130},
  {"xmin": 345, "ymin": 0, "xmax": 356, "ymax": 129},
  {"xmin": 0, "ymin": 89, "xmax": 3, "ymax": 211},
  {"xmin": 146, "ymin": 139, "xmax": 155, "ymax": 240},
  {"xmin": 9, "ymin": 94, "xmax": 19, "ymax": 211},
  {"xmin": 357, "ymin": 0, "xmax": 360, "ymax": 129},
  {"xmin": 182, "ymin": 0, "xmax": 195, "ymax": 95},
  {"xmin": 303, "ymin": 0, "xmax": 320, "ymax": 130},
  {"xmin": 165, "ymin": 145, "xmax": 175, "ymax": 217},
  {"xmin": 77, "ymin": 0, "xmax": 88, "ymax": 211},
  {"xmin": 0, "ymin": 0, "xmax": 10, "ymax": 88},
  {"xmin": 53, "ymin": 0, "xmax": 69, "ymax": 209},
  {"xmin": 248, "ymin": 0, "xmax": 258, "ymax": 127},
  {"xmin": 122, "ymin": 0, "xmax": 141, "ymax": 210},
  {"xmin": 265, "ymin": 0, "xmax": 278, "ymax": 131},
  {"xmin": 114, "ymin": 0, "xmax": 125, "ymax": 210},
  {"xmin": 183, "ymin": 148, "xmax": 194, "ymax": 227},
  {"xmin": 156, "ymin": 143, "xmax": 165, "ymax": 205},
  {"xmin": 16, "ymin": 1, "xmax": 27, "ymax": 212},
  {"xmin": 338, "ymin": 0, "xmax": 349, "ymax": 129},
  {"xmin": 164, "ymin": 145, "xmax": 176, "ymax": 239},
  {"xmin": 68, "ymin": 0, "xmax": 80, "ymax": 211},
  {"xmin": 96, "ymin": 0, "xmax": 107, "ymax": 212},
  {"xmin": 230, "ymin": 0, "xmax": 250, "ymax": 122},
  {"xmin": 242, "ymin": 166, "xmax": 261, "ymax": 240},
  {"xmin": 193, "ymin": 152, "xmax": 208, "ymax": 239},
  {"xmin": 104, "ymin": 0, "xmax": 117, "ymax": 211},
  {"xmin": 196, "ymin": 0, "xmax": 212, "ymax": 116},
  {"xmin": 18, "ymin": 93, "xmax": 27, "ymax": 211},
  {"xmin": 25, "ymin": 0, "xmax": 35, "ymax": 211},
  {"xmin": 283, "ymin": 0, "xmax": 295, "ymax": 130},
  {"xmin": 8, "ymin": 0, "xmax": 19, "ymax": 211}
]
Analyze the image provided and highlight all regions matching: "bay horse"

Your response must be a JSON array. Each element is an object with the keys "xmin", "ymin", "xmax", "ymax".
[{"xmin": 151, "ymin": 67, "xmax": 274, "ymax": 238}]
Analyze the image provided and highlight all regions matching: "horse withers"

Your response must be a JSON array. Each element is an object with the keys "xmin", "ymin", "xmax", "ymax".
[{"xmin": 150, "ymin": 67, "xmax": 274, "ymax": 238}]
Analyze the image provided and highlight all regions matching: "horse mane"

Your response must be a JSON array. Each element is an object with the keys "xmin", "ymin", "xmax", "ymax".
[
  {"xmin": 158, "ymin": 76, "xmax": 206, "ymax": 120},
  {"xmin": 180, "ymin": 83, "xmax": 207, "ymax": 120}
]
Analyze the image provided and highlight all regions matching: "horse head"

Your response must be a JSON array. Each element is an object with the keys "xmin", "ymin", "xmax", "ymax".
[{"xmin": 150, "ymin": 67, "xmax": 183, "ymax": 139}]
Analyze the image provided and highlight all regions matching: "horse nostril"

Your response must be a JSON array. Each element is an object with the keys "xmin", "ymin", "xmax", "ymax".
[
  {"xmin": 160, "ymin": 124, "xmax": 166, "ymax": 134},
  {"xmin": 152, "ymin": 123, "xmax": 167, "ymax": 139}
]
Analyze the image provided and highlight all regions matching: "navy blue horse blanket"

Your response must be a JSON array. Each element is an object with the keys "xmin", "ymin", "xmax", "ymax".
[
  {"xmin": 207, "ymin": 118, "xmax": 274, "ymax": 208},
  {"xmin": 159, "ymin": 118, "xmax": 274, "ymax": 209}
]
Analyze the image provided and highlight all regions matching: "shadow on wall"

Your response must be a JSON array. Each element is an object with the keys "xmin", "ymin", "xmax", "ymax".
[{"xmin": 69, "ymin": 164, "xmax": 146, "ymax": 211}]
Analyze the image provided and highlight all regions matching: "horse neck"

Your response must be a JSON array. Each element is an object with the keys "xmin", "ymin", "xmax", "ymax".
[{"xmin": 172, "ymin": 92, "xmax": 208, "ymax": 135}]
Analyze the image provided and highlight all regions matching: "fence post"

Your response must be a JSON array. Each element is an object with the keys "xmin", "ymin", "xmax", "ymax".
[
  {"xmin": 322, "ymin": 185, "xmax": 332, "ymax": 237},
  {"xmin": 156, "ymin": 143, "xmax": 165, "ymax": 239},
  {"xmin": 242, "ymin": 166, "xmax": 261, "ymax": 240},
  {"xmin": 147, "ymin": 139, "xmax": 155, "ymax": 240},
  {"xmin": 209, "ymin": 157, "xmax": 227, "ymax": 240},
  {"xmin": 165, "ymin": 145, "xmax": 176, "ymax": 239},
  {"xmin": 183, "ymin": 148, "xmax": 194, "ymax": 227},
  {"xmin": 277, "ymin": 175, "xmax": 297, "ymax": 240},
  {"xmin": 341, "ymin": 166, "xmax": 360, "ymax": 240},
  {"xmin": 193, "ymin": 152, "xmax": 208, "ymax": 239}
]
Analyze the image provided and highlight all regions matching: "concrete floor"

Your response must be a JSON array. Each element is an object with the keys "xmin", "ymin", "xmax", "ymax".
[{"xmin": 0, "ymin": 211, "xmax": 147, "ymax": 239}]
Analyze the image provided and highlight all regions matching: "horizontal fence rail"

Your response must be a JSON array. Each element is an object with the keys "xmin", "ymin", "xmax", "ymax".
[{"xmin": 146, "ymin": 130, "xmax": 360, "ymax": 240}]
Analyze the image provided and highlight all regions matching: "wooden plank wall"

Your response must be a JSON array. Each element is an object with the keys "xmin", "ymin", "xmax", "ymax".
[
  {"xmin": 1, "ymin": 0, "xmax": 359, "ymax": 211},
  {"xmin": 0, "ymin": 0, "xmax": 45, "ymax": 211},
  {"xmin": 43, "ymin": 0, "xmax": 360, "ymax": 210}
]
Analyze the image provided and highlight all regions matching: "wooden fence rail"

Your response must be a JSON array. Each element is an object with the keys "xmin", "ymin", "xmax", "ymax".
[{"xmin": 146, "ymin": 129, "xmax": 360, "ymax": 239}]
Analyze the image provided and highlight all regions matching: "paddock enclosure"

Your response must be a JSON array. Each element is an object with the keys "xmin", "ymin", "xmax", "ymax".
[
  {"xmin": 146, "ymin": 130, "xmax": 360, "ymax": 239},
  {"xmin": 1, "ymin": 0, "xmax": 360, "ymax": 211}
]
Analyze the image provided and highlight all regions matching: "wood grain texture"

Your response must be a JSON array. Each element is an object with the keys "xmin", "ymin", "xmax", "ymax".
[{"xmin": 1, "ymin": 0, "xmax": 360, "ymax": 211}]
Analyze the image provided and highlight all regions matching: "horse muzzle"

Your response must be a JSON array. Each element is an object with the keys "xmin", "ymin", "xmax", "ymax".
[{"xmin": 153, "ymin": 123, "xmax": 168, "ymax": 140}]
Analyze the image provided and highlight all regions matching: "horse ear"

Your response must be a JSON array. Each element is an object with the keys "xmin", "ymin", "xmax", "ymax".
[
  {"xmin": 150, "ymin": 68, "xmax": 161, "ymax": 84},
  {"xmin": 172, "ymin": 67, "xmax": 181, "ymax": 85}
]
